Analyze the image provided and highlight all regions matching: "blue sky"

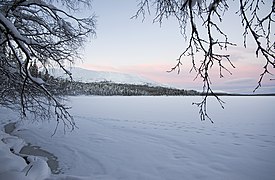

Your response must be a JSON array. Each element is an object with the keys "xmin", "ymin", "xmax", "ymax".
[{"xmin": 76, "ymin": 0, "xmax": 274, "ymax": 94}]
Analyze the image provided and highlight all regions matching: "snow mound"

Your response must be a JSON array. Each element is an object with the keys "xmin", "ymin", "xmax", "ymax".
[{"xmin": 0, "ymin": 130, "xmax": 51, "ymax": 180}]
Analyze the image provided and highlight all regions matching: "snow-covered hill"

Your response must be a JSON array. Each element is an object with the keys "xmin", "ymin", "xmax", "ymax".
[{"xmin": 49, "ymin": 67, "xmax": 161, "ymax": 86}]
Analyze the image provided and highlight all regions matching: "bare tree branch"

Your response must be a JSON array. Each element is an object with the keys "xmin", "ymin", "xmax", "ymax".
[
  {"xmin": 0, "ymin": 0, "xmax": 96, "ymax": 131},
  {"xmin": 239, "ymin": 0, "xmax": 275, "ymax": 92},
  {"xmin": 134, "ymin": 0, "xmax": 274, "ymax": 121}
]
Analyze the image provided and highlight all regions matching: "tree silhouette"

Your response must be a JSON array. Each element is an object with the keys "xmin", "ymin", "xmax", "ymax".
[
  {"xmin": 133, "ymin": 0, "xmax": 274, "ymax": 122},
  {"xmin": 0, "ymin": 0, "xmax": 96, "ymax": 131}
]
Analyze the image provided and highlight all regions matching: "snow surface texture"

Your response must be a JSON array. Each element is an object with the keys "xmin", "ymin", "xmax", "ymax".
[
  {"xmin": 50, "ymin": 67, "xmax": 161, "ymax": 86},
  {"xmin": 1, "ymin": 96, "xmax": 275, "ymax": 179}
]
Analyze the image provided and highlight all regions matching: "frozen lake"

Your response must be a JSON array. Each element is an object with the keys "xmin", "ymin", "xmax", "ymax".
[{"xmin": 3, "ymin": 96, "xmax": 275, "ymax": 179}]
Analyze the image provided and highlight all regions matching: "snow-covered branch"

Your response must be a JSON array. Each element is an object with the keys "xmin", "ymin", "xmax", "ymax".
[{"xmin": 0, "ymin": 0, "xmax": 96, "ymax": 130}]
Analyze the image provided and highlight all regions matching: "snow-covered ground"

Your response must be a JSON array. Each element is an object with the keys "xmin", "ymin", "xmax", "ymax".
[{"xmin": 1, "ymin": 96, "xmax": 275, "ymax": 179}]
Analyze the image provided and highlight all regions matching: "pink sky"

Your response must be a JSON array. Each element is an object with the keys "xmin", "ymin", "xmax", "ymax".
[
  {"xmin": 78, "ymin": 52, "xmax": 275, "ymax": 94},
  {"xmin": 77, "ymin": 1, "xmax": 274, "ymax": 94}
]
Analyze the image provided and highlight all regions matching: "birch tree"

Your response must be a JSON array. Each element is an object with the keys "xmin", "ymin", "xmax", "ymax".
[{"xmin": 0, "ymin": 0, "xmax": 96, "ymax": 130}]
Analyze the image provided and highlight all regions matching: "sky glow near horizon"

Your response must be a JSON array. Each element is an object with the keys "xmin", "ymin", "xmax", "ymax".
[{"xmin": 76, "ymin": 0, "xmax": 275, "ymax": 94}]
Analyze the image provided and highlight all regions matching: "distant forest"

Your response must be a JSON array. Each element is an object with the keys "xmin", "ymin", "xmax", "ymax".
[
  {"xmin": 47, "ymin": 78, "xmax": 200, "ymax": 96},
  {"xmin": 26, "ymin": 63, "xmax": 200, "ymax": 96},
  {"xmin": 26, "ymin": 67, "xmax": 274, "ymax": 97},
  {"xmin": 47, "ymin": 77, "xmax": 275, "ymax": 97}
]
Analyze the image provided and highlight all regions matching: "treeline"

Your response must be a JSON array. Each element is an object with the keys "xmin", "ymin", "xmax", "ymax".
[{"xmin": 47, "ymin": 79, "xmax": 200, "ymax": 96}]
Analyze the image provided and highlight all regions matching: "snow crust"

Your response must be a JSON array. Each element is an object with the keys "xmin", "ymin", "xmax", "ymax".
[{"xmin": 1, "ymin": 96, "xmax": 275, "ymax": 179}]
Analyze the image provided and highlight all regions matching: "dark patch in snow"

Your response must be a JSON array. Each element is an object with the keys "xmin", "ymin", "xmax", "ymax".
[
  {"xmin": 4, "ymin": 122, "xmax": 16, "ymax": 134},
  {"xmin": 4, "ymin": 122, "xmax": 61, "ymax": 174},
  {"xmin": 20, "ymin": 144, "xmax": 61, "ymax": 174}
]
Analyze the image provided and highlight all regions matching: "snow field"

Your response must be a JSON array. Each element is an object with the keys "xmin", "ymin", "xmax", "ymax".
[{"xmin": 1, "ymin": 96, "xmax": 275, "ymax": 179}]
